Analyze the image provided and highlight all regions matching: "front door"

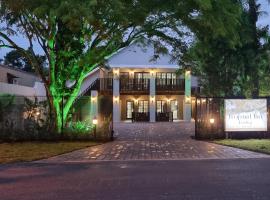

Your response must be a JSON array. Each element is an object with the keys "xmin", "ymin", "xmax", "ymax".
[
  {"xmin": 126, "ymin": 101, "xmax": 134, "ymax": 120},
  {"xmin": 170, "ymin": 100, "xmax": 178, "ymax": 120}
]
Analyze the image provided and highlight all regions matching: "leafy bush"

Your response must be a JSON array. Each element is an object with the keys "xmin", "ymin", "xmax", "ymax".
[{"xmin": 65, "ymin": 120, "xmax": 94, "ymax": 134}]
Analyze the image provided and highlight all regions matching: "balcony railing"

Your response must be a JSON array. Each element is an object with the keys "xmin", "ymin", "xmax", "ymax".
[
  {"xmin": 120, "ymin": 78, "xmax": 150, "ymax": 94},
  {"xmin": 156, "ymin": 112, "xmax": 173, "ymax": 122},
  {"xmin": 85, "ymin": 78, "xmax": 195, "ymax": 95},
  {"xmin": 156, "ymin": 78, "xmax": 185, "ymax": 94},
  {"xmin": 99, "ymin": 78, "xmax": 113, "ymax": 93},
  {"xmin": 132, "ymin": 112, "xmax": 150, "ymax": 122}
]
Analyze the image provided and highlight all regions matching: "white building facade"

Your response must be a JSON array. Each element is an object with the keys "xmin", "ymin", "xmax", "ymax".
[{"xmin": 81, "ymin": 41, "xmax": 199, "ymax": 123}]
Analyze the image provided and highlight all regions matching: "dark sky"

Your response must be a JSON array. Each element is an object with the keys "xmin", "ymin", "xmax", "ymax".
[{"xmin": 0, "ymin": 0, "xmax": 269, "ymax": 59}]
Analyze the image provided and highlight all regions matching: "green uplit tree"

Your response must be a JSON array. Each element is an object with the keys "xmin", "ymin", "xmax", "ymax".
[
  {"xmin": 0, "ymin": 0, "xmax": 242, "ymax": 132},
  {"xmin": 0, "ymin": 0, "xmax": 169, "ymax": 132}
]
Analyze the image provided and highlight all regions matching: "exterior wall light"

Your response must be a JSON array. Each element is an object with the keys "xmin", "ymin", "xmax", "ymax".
[
  {"xmin": 209, "ymin": 118, "xmax": 215, "ymax": 124},
  {"xmin": 93, "ymin": 116, "xmax": 98, "ymax": 125},
  {"xmin": 150, "ymin": 69, "xmax": 155, "ymax": 77},
  {"xmin": 113, "ymin": 68, "xmax": 119, "ymax": 79},
  {"xmin": 130, "ymin": 70, "xmax": 134, "ymax": 78},
  {"xmin": 91, "ymin": 96, "xmax": 97, "ymax": 103},
  {"xmin": 114, "ymin": 96, "xmax": 119, "ymax": 103},
  {"xmin": 186, "ymin": 70, "xmax": 191, "ymax": 75},
  {"xmin": 93, "ymin": 116, "xmax": 98, "ymax": 138},
  {"xmin": 185, "ymin": 96, "xmax": 191, "ymax": 104},
  {"xmin": 151, "ymin": 96, "xmax": 155, "ymax": 104}
]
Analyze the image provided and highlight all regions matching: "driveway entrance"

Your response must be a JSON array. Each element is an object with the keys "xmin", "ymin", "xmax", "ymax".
[{"xmin": 44, "ymin": 122, "xmax": 268, "ymax": 162}]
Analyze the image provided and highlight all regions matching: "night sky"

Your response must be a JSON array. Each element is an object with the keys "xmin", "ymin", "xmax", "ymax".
[{"xmin": 0, "ymin": 0, "xmax": 269, "ymax": 59}]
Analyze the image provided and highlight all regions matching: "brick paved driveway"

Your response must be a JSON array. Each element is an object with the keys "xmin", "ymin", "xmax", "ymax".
[{"xmin": 43, "ymin": 122, "xmax": 269, "ymax": 162}]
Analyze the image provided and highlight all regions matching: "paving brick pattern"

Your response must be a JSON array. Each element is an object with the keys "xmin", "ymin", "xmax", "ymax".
[{"xmin": 44, "ymin": 122, "xmax": 269, "ymax": 162}]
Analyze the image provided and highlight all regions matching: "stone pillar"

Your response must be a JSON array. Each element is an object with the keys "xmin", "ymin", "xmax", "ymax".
[
  {"xmin": 113, "ymin": 68, "xmax": 121, "ymax": 122},
  {"xmin": 149, "ymin": 70, "xmax": 156, "ymax": 122},
  {"xmin": 90, "ymin": 90, "xmax": 98, "ymax": 121},
  {"xmin": 183, "ymin": 70, "xmax": 192, "ymax": 121}
]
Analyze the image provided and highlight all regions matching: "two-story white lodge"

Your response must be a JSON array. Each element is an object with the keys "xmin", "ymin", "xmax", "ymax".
[{"xmin": 79, "ymin": 40, "xmax": 199, "ymax": 123}]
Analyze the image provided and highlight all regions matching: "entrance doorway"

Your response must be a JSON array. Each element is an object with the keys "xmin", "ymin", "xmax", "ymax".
[
  {"xmin": 170, "ymin": 100, "xmax": 178, "ymax": 120},
  {"xmin": 126, "ymin": 101, "xmax": 134, "ymax": 120}
]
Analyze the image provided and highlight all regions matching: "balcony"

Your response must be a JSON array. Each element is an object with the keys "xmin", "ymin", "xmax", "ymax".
[
  {"xmin": 156, "ymin": 78, "xmax": 185, "ymax": 94},
  {"xmin": 120, "ymin": 78, "xmax": 150, "ymax": 94}
]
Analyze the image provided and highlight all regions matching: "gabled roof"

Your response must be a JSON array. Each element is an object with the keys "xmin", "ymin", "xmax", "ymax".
[{"xmin": 107, "ymin": 40, "xmax": 179, "ymax": 69}]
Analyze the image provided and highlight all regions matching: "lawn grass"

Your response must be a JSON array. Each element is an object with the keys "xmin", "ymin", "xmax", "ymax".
[
  {"xmin": 214, "ymin": 139, "xmax": 270, "ymax": 155},
  {"xmin": 0, "ymin": 141, "xmax": 100, "ymax": 164}
]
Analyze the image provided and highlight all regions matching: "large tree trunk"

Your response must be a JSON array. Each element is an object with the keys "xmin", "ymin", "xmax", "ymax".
[{"xmin": 249, "ymin": 0, "xmax": 260, "ymax": 97}]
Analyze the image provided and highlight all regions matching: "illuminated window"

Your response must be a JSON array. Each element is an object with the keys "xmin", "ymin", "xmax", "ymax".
[
  {"xmin": 138, "ymin": 100, "xmax": 149, "ymax": 113},
  {"xmin": 156, "ymin": 100, "xmax": 166, "ymax": 113}
]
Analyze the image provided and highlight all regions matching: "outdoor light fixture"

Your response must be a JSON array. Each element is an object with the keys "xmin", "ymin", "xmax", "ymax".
[
  {"xmin": 186, "ymin": 70, "xmax": 191, "ymax": 75},
  {"xmin": 135, "ymin": 99, "xmax": 138, "ymax": 104},
  {"xmin": 150, "ymin": 69, "xmax": 155, "ymax": 77},
  {"xmin": 91, "ymin": 96, "xmax": 97, "ymax": 103},
  {"xmin": 113, "ymin": 68, "xmax": 119, "ymax": 79},
  {"xmin": 93, "ymin": 116, "xmax": 98, "ymax": 125},
  {"xmin": 185, "ymin": 96, "xmax": 191, "ymax": 104},
  {"xmin": 93, "ymin": 116, "xmax": 98, "ymax": 139},
  {"xmin": 202, "ymin": 99, "xmax": 206, "ymax": 103},
  {"xmin": 151, "ymin": 96, "xmax": 155, "ymax": 103},
  {"xmin": 209, "ymin": 118, "xmax": 215, "ymax": 124},
  {"xmin": 130, "ymin": 70, "xmax": 134, "ymax": 78},
  {"xmin": 114, "ymin": 96, "xmax": 119, "ymax": 103}
]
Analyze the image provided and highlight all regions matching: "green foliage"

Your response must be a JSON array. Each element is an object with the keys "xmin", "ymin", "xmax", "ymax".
[
  {"xmin": 184, "ymin": 0, "xmax": 270, "ymax": 97},
  {"xmin": 0, "ymin": 0, "xmax": 244, "ymax": 132},
  {"xmin": 66, "ymin": 120, "xmax": 94, "ymax": 134},
  {"xmin": 4, "ymin": 49, "xmax": 46, "ymax": 73},
  {"xmin": 0, "ymin": 94, "xmax": 14, "ymax": 122}
]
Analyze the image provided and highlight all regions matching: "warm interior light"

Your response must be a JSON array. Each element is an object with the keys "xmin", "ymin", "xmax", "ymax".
[
  {"xmin": 202, "ymin": 99, "xmax": 206, "ymax": 103},
  {"xmin": 209, "ymin": 118, "xmax": 215, "ymax": 124},
  {"xmin": 93, "ymin": 117, "xmax": 98, "ymax": 125}
]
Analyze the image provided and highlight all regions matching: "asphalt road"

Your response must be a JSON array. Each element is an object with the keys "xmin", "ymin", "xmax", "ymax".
[{"xmin": 1, "ymin": 158, "xmax": 270, "ymax": 200}]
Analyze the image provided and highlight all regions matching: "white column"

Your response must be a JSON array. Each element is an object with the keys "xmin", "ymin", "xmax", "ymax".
[
  {"xmin": 90, "ymin": 90, "xmax": 98, "ymax": 121},
  {"xmin": 113, "ymin": 68, "xmax": 121, "ymax": 122},
  {"xmin": 183, "ymin": 70, "xmax": 192, "ymax": 121},
  {"xmin": 149, "ymin": 70, "xmax": 156, "ymax": 122}
]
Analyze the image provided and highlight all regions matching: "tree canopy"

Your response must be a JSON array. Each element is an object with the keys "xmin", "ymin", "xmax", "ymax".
[
  {"xmin": 0, "ymin": 0, "xmax": 243, "ymax": 132},
  {"xmin": 3, "ymin": 49, "xmax": 46, "ymax": 72},
  {"xmin": 185, "ymin": 0, "xmax": 270, "ymax": 97}
]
